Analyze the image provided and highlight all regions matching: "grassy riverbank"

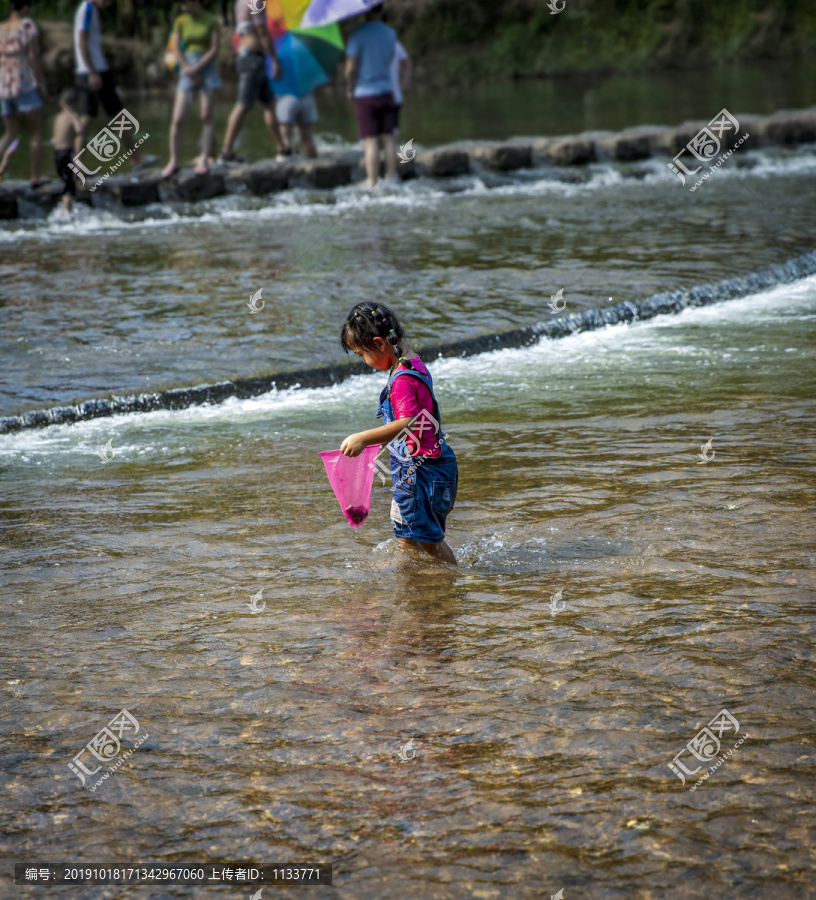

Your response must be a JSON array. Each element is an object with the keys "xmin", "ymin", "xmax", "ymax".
[{"xmin": 5, "ymin": 0, "xmax": 816, "ymax": 87}]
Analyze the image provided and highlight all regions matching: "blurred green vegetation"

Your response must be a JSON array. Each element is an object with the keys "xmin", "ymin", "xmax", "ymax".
[
  {"xmin": 2, "ymin": 0, "xmax": 815, "ymax": 81},
  {"xmin": 389, "ymin": 0, "xmax": 816, "ymax": 82},
  {"xmin": 0, "ymin": 0, "xmax": 173, "ymax": 37}
]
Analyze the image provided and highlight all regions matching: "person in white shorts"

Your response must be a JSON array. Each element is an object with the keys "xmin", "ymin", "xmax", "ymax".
[
  {"xmin": 274, "ymin": 91, "xmax": 318, "ymax": 159},
  {"xmin": 389, "ymin": 39, "xmax": 410, "ymax": 135}
]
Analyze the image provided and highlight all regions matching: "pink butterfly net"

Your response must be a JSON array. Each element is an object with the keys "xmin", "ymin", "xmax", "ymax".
[{"xmin": 319, "ymin": 444, "xmax": 383, "ymax": 528}]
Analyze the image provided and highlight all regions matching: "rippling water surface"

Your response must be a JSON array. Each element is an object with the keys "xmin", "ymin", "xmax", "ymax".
[{"xmin": 2, "ymin": 79, "xmax": 816, "ymax": 899}]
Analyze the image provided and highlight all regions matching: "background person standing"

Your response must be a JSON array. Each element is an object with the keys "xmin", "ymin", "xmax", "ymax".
[
  {"xmin": 274, "ymin": 90, "xmax": 318, "ymax": 159},
  {"xmin": 52, "ymin": 87, "xmax": 80, "ymax": 212},
  {"xmin": 220, "ymin": 0, "xmax": 286, "ymax": 163},
  {"xmin": 0, "ymin": 0, "xmax": 48, "ymax": 187},
  {"xmin": 163, "ymin": 0, "xmax": 221, "ymax": 177},
  {"xmin": 73, "ymin": 0, "xmax": 156, "ymax": 170},
  {"xmin": 344, "ymin": 3, "xmax": 398, "ymax": 189}
]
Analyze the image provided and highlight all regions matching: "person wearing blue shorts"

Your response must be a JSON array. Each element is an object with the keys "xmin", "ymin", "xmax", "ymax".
[
  {"xmin": 164, "ymin": 0, "xmax": 222, "ymax": 177},
  {"xmin": 0, "ymin": 0, "xmax": 48, "ymax": 187}
]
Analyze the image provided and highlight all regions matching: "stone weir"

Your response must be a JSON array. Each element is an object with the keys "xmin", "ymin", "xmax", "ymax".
[
  {"xmin": 2, "ymin": 248, "xmax": 815, "ymax": 436},
  {"xmin": 1, "ymin": 106, "xmax": 815, "ymax": 218}
]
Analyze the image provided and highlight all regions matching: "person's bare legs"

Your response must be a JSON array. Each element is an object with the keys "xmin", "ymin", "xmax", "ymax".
[
  {"xmin": 298, "ymin": 123, "xmax": 317, "ymax": 158},
  {"xmin": 381, "ymin": 132, "xmax": 397, "ymax": 181},
  {"xmin": 221, "ymin": 102, "xmax": 249, "ymax": 156},
  {"xmin": 398, "ymin": 537, "xmax": 457, "ymax": 565},
  {"xmin": 281, "ymin": 121, "xmax": 295, "ymax": 154},
  {"xmin": 26, "ymin": 108, "xmax": 42, "ymax": 184},
  {"xmin": 0, "ymin": 115, "xmax": 20, "ymax": 176},
  {"xmin": 363, "ymin": 135, "xmax": 379, "ymax": 188},
  {"xmin": 166, "ymin": 91, "xmax": 192, "ymax": 172},
  {"xmin": 206, "ymin": 130, "xmax": 217, "ymax": 164},
  {"xmin": 197, "ymin": 91, "xmax": 216, "ymax": 170},
  {"xmin": 262, "ymin": 104, "xmax": 286, "ymax": 155}
]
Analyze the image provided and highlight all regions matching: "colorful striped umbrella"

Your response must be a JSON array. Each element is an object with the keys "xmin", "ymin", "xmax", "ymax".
[
  {"xmin": 298, "ymin": 0, "xmax": 383, "ymax": 29},
  {"xmin": 234, "ymin": 0, "xmax": 382, "ymax": 97}
]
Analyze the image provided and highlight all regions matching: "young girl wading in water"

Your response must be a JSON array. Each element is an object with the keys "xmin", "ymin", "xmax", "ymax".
[{"xmin": 340, "ymin": 303, "xmax": 458, "ymax": 566}]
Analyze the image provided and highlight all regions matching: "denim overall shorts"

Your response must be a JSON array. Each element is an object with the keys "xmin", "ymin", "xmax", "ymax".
[{"xmin": 376, "ymin": 366, "xmax": 458, "ymax": 544}]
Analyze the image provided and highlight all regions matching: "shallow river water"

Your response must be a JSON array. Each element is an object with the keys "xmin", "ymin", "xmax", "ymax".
[{"xmin": 2, "ymin": 72, "xmax": 816, "ymax": 899}]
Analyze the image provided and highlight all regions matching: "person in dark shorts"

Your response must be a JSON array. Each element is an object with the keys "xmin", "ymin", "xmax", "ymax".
[
  {"xmin": 53, "ymin": 87, "xmax": 80, "ymax": 211},
  {"xmin": 345, "ymin": 4, "xmax": 398, "ymax": 188},
  {"xmin": 220, "ymin": 0, "xmax": 287, "ymax": 163},
  {"xmin": 73, "ymin": 0, "xmax": 157, "ymax": 170}
]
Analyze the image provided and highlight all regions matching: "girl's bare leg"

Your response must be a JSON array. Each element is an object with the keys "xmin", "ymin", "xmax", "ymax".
[
  {"xmin": 363, "ymin": 136, "xmax": 379, "ymax": 188},
  {"xmin": 198, "ymin": 91, "xmax": 216, "ymax": 168},
  {"xmin": 280, "ymin": 121, "xmax": 295, "ymax": 154},
  {"xmin": 168, "ymin": 91, "xmax": 192, "ymax": 170},
  {"xmin": 398, "ymin": 537, "xmax": 457, "ymax": 565},
  {"xmin": 0, "ymin": 115, "xmax": 20, "ymax": 175},
  {"xmin": 27, "ymin": 107, "xmax": 42, "ymax": 184},
  {"xmin": 262, "ymin": 104, "xmax": 286, "ymax": 154},
  {"xmin": 298, "ymin": 123, "xmax": 317, "ymax": 158},
  {"xmin": 222, "ymin": 102, "xmax": 248, "ymax": 156},
  {"xmin": 381, "ymin": 132, "xmax": 397, "ymax": 180}
]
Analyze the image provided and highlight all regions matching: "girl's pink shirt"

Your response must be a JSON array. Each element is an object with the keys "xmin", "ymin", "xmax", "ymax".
[{"xmin": 390, "ymin": 357, "xmax": 441, "ymax": 458}]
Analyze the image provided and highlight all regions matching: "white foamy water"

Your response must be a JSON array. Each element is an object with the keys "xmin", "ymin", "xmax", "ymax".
[
  {"xmin": 1, "ymin": 145, "xmax": 814, "ymax": 245},
  {"xmin": 3, "ymin": 272, "xmax": 814, "ymax": 462}
]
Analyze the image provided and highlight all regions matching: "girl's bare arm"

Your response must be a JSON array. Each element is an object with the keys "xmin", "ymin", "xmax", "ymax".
[{"xmin": 341, "ymin": 417, "xmax": 414, "ymax": 456}]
